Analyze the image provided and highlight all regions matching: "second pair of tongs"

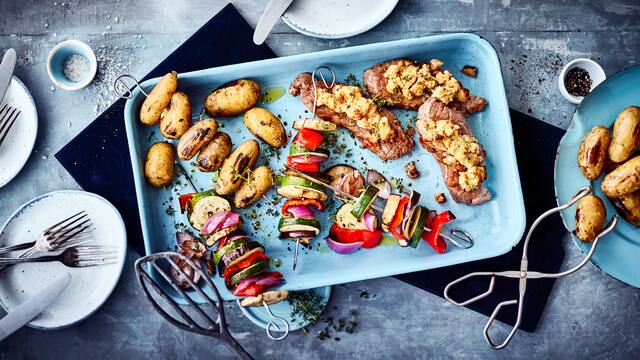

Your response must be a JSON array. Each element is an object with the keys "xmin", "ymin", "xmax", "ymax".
[{"xmin": 443, "ymin": 186, "xmax": 618, "ymax": 349}]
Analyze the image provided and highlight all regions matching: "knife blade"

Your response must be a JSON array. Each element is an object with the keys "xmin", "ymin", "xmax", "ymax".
[
  {"xmin": 253, "ymin": 0, "xmax": 294, "ymax": 45},
  {"xmin": 0, "ymin": 48, "xmax": 17, "ymax": 103},
  {"xmin": 0, "ymin": 272, "xmax": 71, "ymax": 341}
]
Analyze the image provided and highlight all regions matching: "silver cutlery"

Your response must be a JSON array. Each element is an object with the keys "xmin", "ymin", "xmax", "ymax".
[
  {"xmin": 253, "ymin": 0, "xmax": 294, "ymax": 45},
  {"xmin": 0, "ymin": 272, "xmax": 71, "ymax": 341},
  {"xmin": 0, "ymin": 245, "xmax": 118, "ymax": 268},
  {"xmin": 0, "ymin": 104, "xmax": 20, "ymax": 148},
  {"xmin": 0, "ymin": 48, "xmax": 16, "ymax": 101},
  {"xmin": 0, "ymin": 210, "xmax": 94, "ymax": 272}
]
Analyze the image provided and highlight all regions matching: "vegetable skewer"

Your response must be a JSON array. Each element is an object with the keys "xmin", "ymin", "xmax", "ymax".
[{"xmin": 284, "ymin": 165, "xmax": 474, "ymax": 248}]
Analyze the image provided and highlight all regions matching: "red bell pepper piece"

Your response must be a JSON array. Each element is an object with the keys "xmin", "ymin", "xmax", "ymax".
[
  {"xmin": 178, "ymin": 193, "xmax": 195, "ymax": 213},
  {"xmin": 223, "ymin": 251, "xmax": 269, "ymax": 286},
  {"xmin": 422, "ymin": 210, "xmax": 455, "ymax": 254},
  {"xmin": 285, "ymin": 156, "xmax": 320, "ymax": 173},
  {"xmin": 329, "ymin": 223, "xmax": 382, "ymax": 249},
  {"xmin": 281, "ymin": 199, "xmax": 325, "ymax": 216},
  {"xmin": 389, "ymin": 197, "xmax": 410, "ymax": 240},
  {"xmin": 294, "ymin": 128, "xmax": 324, "ymax": 151}
]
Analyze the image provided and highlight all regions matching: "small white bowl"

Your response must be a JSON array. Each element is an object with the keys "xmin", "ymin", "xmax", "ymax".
[
  {"xmin": 558, "ymin": 58, "xmax": 606, "ymax": 104},
  {"xmin": 46, "ymin": 39, "xmax": 97, "ymax": 91}
]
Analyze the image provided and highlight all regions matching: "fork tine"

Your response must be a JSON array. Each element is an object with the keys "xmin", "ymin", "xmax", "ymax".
[
  {"xmin": 74, "ymin": 259, "xmax": 119, "ymax": 267},
  {"xmin": 42, "ymin": 211, "xmax": 86, "ymax": 234},
  {"xmin": 0, "ymin": 107, "xmax": 20, "ymax": 147},
  {"xmin": 45, "ymin": 213, "xmax": 89, "ymax": 237},
  {"xmin": 48, "ymin": 220, "xmax": 93, "ymax": 246}
]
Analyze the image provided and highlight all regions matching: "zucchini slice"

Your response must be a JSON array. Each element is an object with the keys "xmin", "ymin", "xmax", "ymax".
[
  {"xmin": 205, "ymin": 223, "xmax": 242, "ymax": 247},
  {"xmin": 289, "ymin": 143, "xmax": 330, "ymax": 157},
  {"xmin": 350, "ymin": 184, "xmax": 379, "ymax": 220},
  {"xmin": 188, "ymin": 194, "xmax": 231, "ymax": 231},
  {"xmin": 409, "ymin": 206, "xmax": 428, "ymax": 248},
  {"xmin": 214, "ymin": 238, "xmax": 249, "ymax": 265},
  {"xmin": 229, "ymin": 260, "xmax": 269, "ymax": 287},
  {"xmin": 278, "ymin": 217, "xmax": 321, "ymax": 235},
  {"xmin": 277, "ymin": 185, "xmax": 328, "ymax": 201},
  {"xmin": 335, "ymin": 203, "xmax": 376, "ymax": 230}
]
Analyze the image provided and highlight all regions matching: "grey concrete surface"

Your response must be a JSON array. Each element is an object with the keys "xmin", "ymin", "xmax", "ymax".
[{"xmin": 1, "ymin": 0, "xmax": 639, "ymax": 359}]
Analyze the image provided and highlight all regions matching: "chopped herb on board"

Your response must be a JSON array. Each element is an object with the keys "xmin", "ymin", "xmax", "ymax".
[{"xmin": 289, "ymin": 290, "xmax": 324, "ymax": 334}]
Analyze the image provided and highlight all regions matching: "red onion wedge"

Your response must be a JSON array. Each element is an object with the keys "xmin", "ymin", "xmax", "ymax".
[
  {"xmin": 287, "ymin": 154, "xmax": 328, "ymax": 164},
  {"xmin": 284, "ymin": 205, "xmax": 315, "ymax": 220},
  {"xmin": 363, "ymin": 212, "xmax": 376, "ymax": 232},
  {"xmin": 326, "ymin": 236, "xmax": 363, "ymax": 254},
  {"xmin": 201, "ymin": 211, "xmax": 240, "ymax": 236},
  {"xmin": 337, "ymin": 169, "xmax": 365, "ymax": 197},
  {"xmin": 366, "ymin": 170, "xmax": 391, "ymax": 199}
]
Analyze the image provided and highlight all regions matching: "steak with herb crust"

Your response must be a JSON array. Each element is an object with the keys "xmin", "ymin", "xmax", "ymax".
[
  {"xmin": 289, "ymin": 72, "xmax": 414, "ymax": 160},
  {"xmin": 415, "ymin": 97, "xmax": 491, "ymax": 205},
  {"xmin": 364, "ymin": 58, "xmax": 488, "ymax": 114}
]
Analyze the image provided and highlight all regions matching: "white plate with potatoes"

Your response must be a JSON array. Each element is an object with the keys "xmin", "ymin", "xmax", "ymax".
[{"xmin": 555, "ymin": 65, "xmax": 640, "ymax": 287}]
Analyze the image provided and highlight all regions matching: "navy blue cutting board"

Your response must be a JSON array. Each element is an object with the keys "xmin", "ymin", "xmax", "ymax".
[{"xmin": 55, "ymin": 4, "xmax": 564, "ymax": 331}]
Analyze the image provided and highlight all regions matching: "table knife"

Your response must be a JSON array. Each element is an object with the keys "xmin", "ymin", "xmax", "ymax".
[
  {"xmin": 253, "ymin": 0, "xmax": 294, "ymax": 45},
  {"xmin": 0, "ymin": 48, "xmax": 17, "ymax": 103},
  {"xmin": 0, "ymin": 272, "xmax": 71, "ymax": 341}
]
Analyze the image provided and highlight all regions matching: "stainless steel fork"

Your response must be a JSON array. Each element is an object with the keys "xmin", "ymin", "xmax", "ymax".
[
  {"xmin": 0, "ymin": 211, "xmax": 94, "ymax": 273},
  {"xmin": 0, "ymin": 245, "xmax": 119, "ymax": 268},
  {"xmin": 0, "ymin": 104, "xmax": 20, "ymax": 148}
]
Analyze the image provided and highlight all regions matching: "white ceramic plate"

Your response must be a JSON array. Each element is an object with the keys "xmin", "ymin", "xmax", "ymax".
[
  {"xmin": 0, "ymin": 190, "xmax": 127, "ymax": 329},
  {"xmin": 0, "ymin": 76, "xmax": 38, "ymax": 188},
  {"xmin": 282, "ymin": 0, "xmax": 399, "ymax": 39}
]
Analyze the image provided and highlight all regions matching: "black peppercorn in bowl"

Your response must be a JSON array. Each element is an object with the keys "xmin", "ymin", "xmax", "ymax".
[{"xmin": 558, "ymin": 58, "xmax": 606, "ymax": 104}]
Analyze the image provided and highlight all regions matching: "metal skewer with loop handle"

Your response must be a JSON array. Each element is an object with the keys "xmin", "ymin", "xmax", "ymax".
[
  {"xmin": 443, "ymin": 185, "xmax": 618, "ymax": 350},
  {"xmin": 289, "ymin": 65, "xmax": 337, "ymax": 271}
]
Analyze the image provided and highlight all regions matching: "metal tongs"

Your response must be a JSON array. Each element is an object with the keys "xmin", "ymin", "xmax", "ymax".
[
  {"xmin": 135, "ymin": 252, "xmax": 291, "ymax": 360},
  {"xmin": 443, "ymin": 186, "xmax": 618, "ymax": 350}
]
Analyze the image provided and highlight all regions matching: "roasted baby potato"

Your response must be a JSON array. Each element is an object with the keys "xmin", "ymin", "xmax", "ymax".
[
  {"xmin": 244, "ymin": 107, "xmax": 287, "ymax": 147},
  {"xmin": 140, "ymin": 71, "xmax": 177, "ymax": 125},
  {"xmin": 216, "ymin": 140, "xmax": 260, "ymax": 195},
  {"xmin": 609, "ymin": 106, "xmax": 640, "ymax": 163},
  {"xmin": 610, "ymin": 191, "xmax": 640, "ymax": 227},
  {"xmin": 601, "ymin": 155, "xmax": 640, "ymax": 197},
  {"xmin": 204, "ymin": 79, "xmax": 260, "ymax": 117},
  {"xmin": 575, "ymin": 194, "xmax": 607, "ymax": 242},
  {"xmin": 196, "ymin": 132, "xmax": 232, "ymax": 172},
  {"xmin": 233, "ymin": 165, "xmax": 274, "ymax": 208},
  {"xmin": 144, "ymin": 142, "xmax": 175, "ymax": 188},
  {"xmin": 578, "ymin": 125, "xmax": 611, "ymax": 180},
  {"xmin": 177, "ymin": 119, "xmax": 218, "ymax": 160},
  {"xmin": 159, "ymin": 91, "xmax": 192, "ymax": 139}
]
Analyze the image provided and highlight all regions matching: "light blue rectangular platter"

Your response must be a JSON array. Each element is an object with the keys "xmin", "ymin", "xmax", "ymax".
[{"xmin": 124, "ymin": 33, "xmax": 526, "ymax": 302}]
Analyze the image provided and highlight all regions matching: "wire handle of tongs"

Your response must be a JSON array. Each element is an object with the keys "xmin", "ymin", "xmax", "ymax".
[
  {"xmin": 114, "ymin": 74, "xmax": 148, "ymax": 99},
  {"xmin": 443, "ymin": 185, "xmax": 618, "ymax": 350},
  {"xmin": 262, "ymin": 301, "xmax": 290, "ymax": 341}
]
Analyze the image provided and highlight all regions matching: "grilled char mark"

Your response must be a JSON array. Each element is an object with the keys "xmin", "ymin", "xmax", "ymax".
[
  {"xmin": 363, "ymin": 58, "xmax": 488, "ymax": 114},
  {"xmin": 289, "ymin": 72, "xmax": 414, "ymax": 160},
  {"xmin": 416, "ymin": 97, "xmax": 491, "ymax": 205}
]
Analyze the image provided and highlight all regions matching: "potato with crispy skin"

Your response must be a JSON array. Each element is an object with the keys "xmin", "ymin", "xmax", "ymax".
[
  {"xmin": 244, "ymin": 107, "xmax": 287, "ymax": 147},
  {"xmin": 578, "ymin": 125, "xmax": 611, "ymax": 180},
  {"xmin": 575, "ymin": 194, "xmax": 606, "ymax": 242},
  {"xmin": 140, "ymin": 72, "xmax": 177, "ymax": 125},
  {"xmin": 196, "ymin": 132, "xmax": 232, "ymax": 172},
  {"xmin": 204, "ymin": 79, "xmax": 260, "ymax": 117},
  {"xmin": 609, "ymin": 106, "xmax": 640, "ymax": 163},
  {"xmin": 159, "ymin": 91, "xmax": 192, "ymax": 139},
  {"xmin": 601, "ymin": 155, "xmax": 640, "ymax": 197},
  {"xmin": 610, "ymin": 191, "xmax": 640, "ymax": 227},
  {"xmin": 216, "ymin": 140, "xmax": 260, "ymax": 195},
  {"xmin": 144, "ymin": 142, "xmax": 175, "ymax": 188},
  {"xmin": 233, "ymin": 166, "xmax": 274, "ymax": 208},
  {"xmin": 177, "ymin": 119, "xmax": 218, "ymax": 160}
]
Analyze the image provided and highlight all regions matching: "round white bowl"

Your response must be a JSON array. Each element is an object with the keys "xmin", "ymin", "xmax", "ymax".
[
  {"xmin": 558, "ymin": 58, "xmax": 606, "ymax": 104},
  {"xmin": 46, "ymin": 39, "xmax": 97, "ymax": 91}
]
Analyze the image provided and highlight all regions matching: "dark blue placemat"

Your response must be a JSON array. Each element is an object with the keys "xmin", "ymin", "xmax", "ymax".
[
  {"xmin": 55, "ymin": 4, "xmax": 276, "ymax": 255},
  {"xmin": 55, "ymin": 5, "xmax": 564, "ymax": 332},
  {"xmin": 395, "ymin": 110, "xmax": 566, "ymax": 332}
]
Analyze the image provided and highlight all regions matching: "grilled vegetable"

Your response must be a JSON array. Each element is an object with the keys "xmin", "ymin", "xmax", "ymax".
[
  {"xmin": 187, "ymin": 192, "xmax": 231, "ymax": 231},
  {"xmin": 216, "ymin": 140, "xmax": 260, "ymax": 195},
  {"xmin": 229, "ymin": 260, "xmax": 269, "ymax": 287},
  {"xmin": 381, "ymin": 194, "xmax": 401, "ymax": 232},
  {"xmin": 204, "ymin": 79, "xmax": 260, "ymax": 117},
  {"xmin": 239, "ymin": 291, "xmax": 289, "ymax": 307},
  {"xmin": 144, "ymin": 141, "xmax": 175, "ymax": 188},
  {"xmin": 278, "ymin": 217, "xmax": 321, "ymax": 234},
  {"xmin": 244, "ymin": 107, "xmax": 287, "ymax": 147},
  {"xmin": 578, "ymin": 125, "xmax": 611, "ymax": 180},
  {"xmin": 350, "ymin": 184, "xmax": 380, "ymax": 220},
  {"xmin": 159, "ymin": 91, "xmax": 191, "ymax": 139},
  {"xmin": 177, "ymin": 119, "xmax": 218, "ymax": 160},
  {"xmin": 140, "ymin": 71, "xmax": 177, "ymax": 125},
  {"xmin": 277, "ymin": 175, "xmax": 327, "ymax": 201},
  {"xmin": 408, "ymin": 206, "xmax": 427, "ymax": 248},
  {"xmin": 609, "ymin": 106, "xmax": 640, "ymax": 163},
  {"xmin": 335, "ymin": 203, "xmax": 376, "ymax": 230},
  {"xmin": 292, "ymin": 118, "xmax": 336, "ymax": 131},
  {"xmin": 575, "ymin": 194, "xmax": 606, "ymax": 242}
]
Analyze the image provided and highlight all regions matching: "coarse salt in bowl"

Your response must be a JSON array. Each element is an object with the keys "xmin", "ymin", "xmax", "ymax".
[{"xmin": 47, "ymin": 39, "xmax": 97, "ymax": 91}]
